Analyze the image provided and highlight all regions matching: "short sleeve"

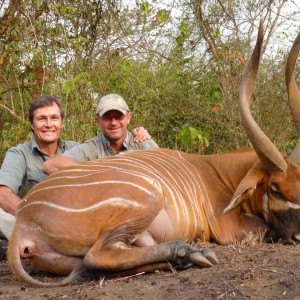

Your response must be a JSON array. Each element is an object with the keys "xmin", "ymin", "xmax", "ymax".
[
  {"xmin": 0, "ymin": 147, "xmax": 27, "ymax": 194},
  {"xmin": 62, "ymin": 139, "xmax": 100, "ymax": 162},
  {"xmin": 138, "ymin": 139, "xmax": 159, "ymax": 150}
]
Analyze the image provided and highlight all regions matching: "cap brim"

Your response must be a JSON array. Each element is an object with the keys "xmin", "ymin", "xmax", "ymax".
[{"xmin": 98, "ymin": 106, "xmax": 128, "ymax": 116}]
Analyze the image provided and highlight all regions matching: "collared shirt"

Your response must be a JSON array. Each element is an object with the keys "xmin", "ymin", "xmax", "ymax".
[
  {"xmin": 62, "ymin": 132, "xmax": 159, "ymax": 162},
  {"xmin": 0, "ymin": 136, "xmax": 78, "ymax": 197}
]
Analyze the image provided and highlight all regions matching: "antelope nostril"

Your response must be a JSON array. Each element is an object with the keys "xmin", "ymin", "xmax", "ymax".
[
  {"xmin": 22, "ymin": 246, "xmax": 32, "ymax": 257},
  {"xmin": 20, "ymin": 245, "xmax": 35, "ymax": 258}
]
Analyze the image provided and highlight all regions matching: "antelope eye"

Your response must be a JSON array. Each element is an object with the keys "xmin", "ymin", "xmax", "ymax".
[{"xmin": 269, "ymin": 184, "xmax": 281, "ymax": 197}]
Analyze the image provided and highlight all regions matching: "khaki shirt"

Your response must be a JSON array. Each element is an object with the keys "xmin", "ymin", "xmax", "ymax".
[
  {"xmin": 62, "ymin": 132, "xmax": 159, "ymax": 162},
  {"xmin": 0, "ymin": 136, "xmax": 78, "ymax": 197}
]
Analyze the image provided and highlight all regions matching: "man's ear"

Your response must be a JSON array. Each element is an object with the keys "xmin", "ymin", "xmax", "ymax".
[
  {"xmin": 223, "ymin": 162, "xmax": 266, "ymax": 213},
  {"xmin": 95, "ymin": 115, "xmax": 101, "ymax": 125},
  {"xmin": 30, "ymin": 124, "xmax": 34, "ymax": 132},
  {"xmin": 126, "ymin": 112, "xmax": 132, "ymax": 124}
]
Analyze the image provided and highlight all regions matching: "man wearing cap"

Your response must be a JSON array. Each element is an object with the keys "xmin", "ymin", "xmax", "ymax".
[{"xmin": 43, "ymin": 94, "xmax": 158, "ymax": 174}]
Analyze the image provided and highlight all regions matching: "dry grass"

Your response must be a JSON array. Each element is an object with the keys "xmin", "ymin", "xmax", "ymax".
[
  {"xmin": 192, "ymin": 230, "xmax": 268, "ymax": 249},
  {"xmin": 231, "ymin": 230, "xmax": 267, "ymax": 247}
]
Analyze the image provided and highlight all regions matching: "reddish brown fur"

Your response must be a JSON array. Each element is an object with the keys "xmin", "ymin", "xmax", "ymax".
[{"xmin": 8, "ymin": 147, "xmax": 286, "ymax": 287}]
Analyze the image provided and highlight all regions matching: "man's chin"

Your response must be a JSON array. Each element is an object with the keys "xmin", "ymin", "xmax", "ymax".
[
  {"xmin": 40, "ymin": 136, "xmax": 59, "ymax": 143},
  {"xmin": 108, "ymin": 137, "xmax": 121, "ymax": 142},
  {"xmin": 107, "ymin": 132, "xmax": 122, "ymax": 140}
]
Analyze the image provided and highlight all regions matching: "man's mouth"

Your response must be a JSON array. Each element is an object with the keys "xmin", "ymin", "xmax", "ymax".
[{"xmin": 109, "ymin": 128, "xmax": 120, "ymax": 132}]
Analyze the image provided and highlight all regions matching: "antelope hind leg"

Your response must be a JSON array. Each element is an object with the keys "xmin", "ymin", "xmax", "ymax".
[{"xmin": 83, "ymin": 240, "xmax": 218, "ymax": 272}]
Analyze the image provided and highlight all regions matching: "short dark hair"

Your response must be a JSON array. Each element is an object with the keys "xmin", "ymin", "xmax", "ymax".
[{"xmin": 28, "ymin": 95, "xmax": 65, "ymax": 123}]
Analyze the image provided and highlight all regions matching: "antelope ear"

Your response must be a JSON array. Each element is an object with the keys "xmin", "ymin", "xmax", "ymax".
[{"xmin": 223, "ymin": 162, "xmax": 265, "ymax": 213}]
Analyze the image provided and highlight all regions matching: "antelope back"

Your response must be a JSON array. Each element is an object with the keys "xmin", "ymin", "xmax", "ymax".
[{"xmin": 18, "ymin": 148, "xmax": 211, "ymax": 244}]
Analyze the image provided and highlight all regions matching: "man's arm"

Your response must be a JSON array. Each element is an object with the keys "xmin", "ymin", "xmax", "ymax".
[
  {"xmin": 0, "ymin": 146, "xmax": 28, "ymax": 215},
  {"xmin": 43, "ymin": 156, "xmax": 79, "ymax": 175},
  {"xmin": 0, "ymin": 186, "xmax": 21, "ymax": 215}
]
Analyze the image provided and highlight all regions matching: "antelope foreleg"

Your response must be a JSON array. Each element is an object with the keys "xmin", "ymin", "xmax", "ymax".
[{"xmin": 84, "ymin": 240, "xmax": 218, "ymax": 272}]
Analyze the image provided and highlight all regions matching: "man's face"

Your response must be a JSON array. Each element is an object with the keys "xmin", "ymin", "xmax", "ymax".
[
  {"xmin": 31, "ymin": 103, "xmax": 63, "ymax": 146},
  {"xmin": 96, "ymin": 110, "xmax": 132, "ymax": 143}
]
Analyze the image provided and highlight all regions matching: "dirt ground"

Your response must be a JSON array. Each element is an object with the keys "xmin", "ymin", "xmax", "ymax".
[{"xmin": 1, "ymin": 239, "xmax": 300, "ymax": 300}]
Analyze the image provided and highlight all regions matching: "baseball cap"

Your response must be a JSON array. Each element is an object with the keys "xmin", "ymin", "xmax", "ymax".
[{"xmin": 96, "ymin": 94, "xmax": 129, "ymax": 117}]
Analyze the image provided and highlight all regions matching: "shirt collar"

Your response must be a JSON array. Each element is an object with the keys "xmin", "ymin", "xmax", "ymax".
[
  {"xmin": 31, "ymin": 135, "xmax": 66, "ymax": 155},
  {"xmin": 100, "ymin": 132, "xmax": 130, "ymax": 152}
]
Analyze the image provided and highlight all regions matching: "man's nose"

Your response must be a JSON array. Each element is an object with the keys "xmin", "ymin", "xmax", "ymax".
[
  {"xmin": 110, "ymin": 117, "xmax": 118, "ymax": 124},
  {"xmin": 45, "ymin": 118, "xmax": 53, "ymax": 126}
]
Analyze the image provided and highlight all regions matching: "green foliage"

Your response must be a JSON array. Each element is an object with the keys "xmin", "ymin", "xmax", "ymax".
[
  {"xmin": 141, "ymin": 1, "xmax": 150, "ymax": 15},
  {"xmin": 1, "ymin": 121, "xmax": 31, "ymax": 156},
  {"xmin": 157, "ymin": 9, "xmax": 167, "ymax": 23},
  {"xmin": 0, "ymin": 0, "xmax": 299, "ymax": 165},
  {"xmin": 61, "ymin": 72, "xmax": 92, "ymax": 95},
  {"xmin": 177, "ymin": 125, "xmax": 209, "ymax": 153}
]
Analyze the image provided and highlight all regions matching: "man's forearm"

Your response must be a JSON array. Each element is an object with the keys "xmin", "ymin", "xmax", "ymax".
[
  {"xmin": 0, "ymin": 186, "xmax": 21, "ymax": 215},
  {"xmin": 43, "ymin": 156, "xmax": 79, "ymax": 175}
]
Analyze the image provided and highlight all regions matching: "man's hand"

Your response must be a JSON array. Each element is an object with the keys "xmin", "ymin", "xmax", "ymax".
[
  {"xmin": 43, "ymin": 156, "xmax": 79, "ymax": 175},
  {"xmin": 132, "ymin": 127, "xmax": 151, "ymax": 143}
]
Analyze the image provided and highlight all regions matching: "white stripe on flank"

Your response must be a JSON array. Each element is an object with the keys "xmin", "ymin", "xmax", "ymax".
[
  {"xmin": 131, "ymin": 151, "xmax": 200, "ymax": 230},
  {"xmin": 159, "ymin": 151, "xmax": 201, "ymax": 236},
  {"xmin": 19, "ymin": 197, "xmax": 142, "ymax": 213},
  {"xmin": 42, "ymin": 169, "xmax": 156, "ymax": 187},
  {"xmin": 95, "ymin": 156, "xmax": 182, "ymax": 222},
  {"xmin": 176, "ymin": 151, "xmax": 210, "ymax": 235},
  {"xmin": 111, "ymin": 151, "xmax": 201, "ymax": 237},
  {"xmin": 47, "ymin": 170, "xmax": 111, "ymax": 180},
  {"xmin": 26, "ymin": 180, "xmax": 154, "ymax": 198},
  {"xmin": 136, "ymin": 152, "xmax": 193, "ymax": 234},
  {"xmin": 106, "ymin": 151, "xmax": 204, "ymax": 237},
  {"xmin": 117, "ymin": 157, "xmax": 182, "ymax": 225}
]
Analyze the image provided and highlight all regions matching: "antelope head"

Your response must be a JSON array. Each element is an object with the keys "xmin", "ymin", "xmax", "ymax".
[{"xmin": 226, "ymin": 21, "xmax": 300, "ymax": 243}]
